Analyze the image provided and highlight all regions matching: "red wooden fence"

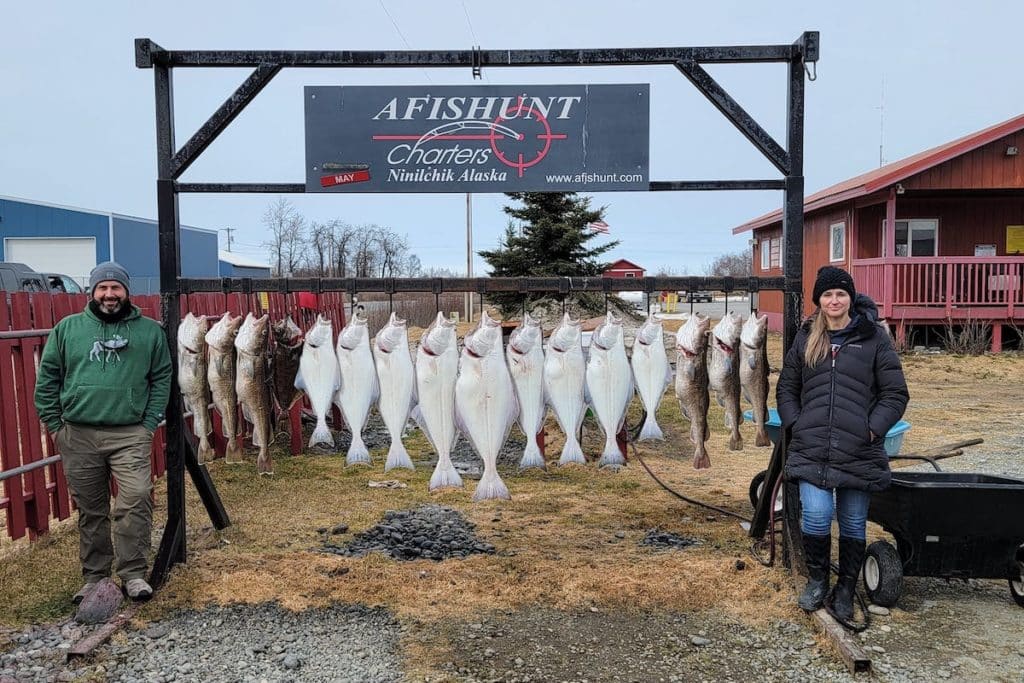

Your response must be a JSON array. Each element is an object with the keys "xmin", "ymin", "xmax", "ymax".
[{"xmin": 0, "ymin": 290, "xmax": 347, "ymax": 543}]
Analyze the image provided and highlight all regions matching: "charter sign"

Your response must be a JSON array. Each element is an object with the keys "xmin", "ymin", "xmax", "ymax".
[{"xmin": 304, "ymin": 85, "xmax": 649, "ymax": 193}]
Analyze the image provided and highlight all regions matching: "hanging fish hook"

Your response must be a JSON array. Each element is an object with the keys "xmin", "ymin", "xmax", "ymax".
[{"xmin": 804, "ymin": 60, "xmax": 817, "ymax": 82}]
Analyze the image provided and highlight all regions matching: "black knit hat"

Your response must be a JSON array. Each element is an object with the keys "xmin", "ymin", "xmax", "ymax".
[{"xmin": 812, "ymin": 266, "xmax": 855, "ymax": 305}]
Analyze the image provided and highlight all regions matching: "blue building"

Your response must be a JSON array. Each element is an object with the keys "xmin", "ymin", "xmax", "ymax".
[
  {"xmin": 0, "ymin": 195, "xmax": 221, "ymax": 293},
  {"xmin": 218, "ymin": 250, "xmax": 271, "ymax": 277}
]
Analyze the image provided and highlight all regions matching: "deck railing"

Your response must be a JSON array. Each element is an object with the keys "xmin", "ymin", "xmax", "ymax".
[{"xmin": 851, "ymin": 257, "xmax": 1024, "ymax": 319}]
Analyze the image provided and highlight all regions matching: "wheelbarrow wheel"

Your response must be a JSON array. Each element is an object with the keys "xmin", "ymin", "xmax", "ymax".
[
  {"xmin": 863, "ymin": 540, "xmax": 903, "ymax": 608},
  {"xmin": 748, "ymin": 470, "xmax": 783, "ymax": 513},
  {"xmin": 1009, "ymin": 559, "xmax": 1024, "ymax": 608}
]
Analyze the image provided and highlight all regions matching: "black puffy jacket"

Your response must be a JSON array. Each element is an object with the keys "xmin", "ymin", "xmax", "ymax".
[{"xmin": 776, "ymin": 295, "xmax": 909, "ymax": 492}]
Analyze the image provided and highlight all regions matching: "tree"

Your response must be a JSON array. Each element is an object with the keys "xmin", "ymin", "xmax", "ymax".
[
  {"xmin": 703, "ymin": 250, "xmax": 752, "ymax": 278},
  {"xmin": 261, "ymin": 197, "xmax": 306, "ymax": 276},
  {"xmin": 479, "ymin": 192, "xmax": 619, "ymax": 316}
]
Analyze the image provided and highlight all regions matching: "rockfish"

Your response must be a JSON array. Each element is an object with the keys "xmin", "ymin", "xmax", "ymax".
[
  {"xmin": 585, "ymin": 311, "xmax": 634, "ymax": 468},
  {"xmin": 675, "ymin": 313, "xmax": 711, "ymax": 469},
  {"xmin": 506, "ymin": 312, "xmax": 546, "ymax": 470},
  {"xmin": 271, "ymin": 315, "xmax": 303, "ymax": 418},
  {"xmin": 455, "ymin": 311, "xmax": 518, "ymax": 501},
  {"xmin": 235, "ymin": 313, "xmax": 273, "ymax": 474},
  {"xmin": 373, "ymin": 312, "xmax": 416, "ymax": 471},
  {"xmin": 543, "ymin": 313, "xmax": 587, "ymax": 465},
  {"xmin": 176, "ymin": 313, "xmax": 214, "ymax": 463},
  {"xmin": 205, "ymin": 312, "xmax": 244, "ymax": 463},
  {"xmin": 740, "ymin": 313, "xmax": 771, "ymax": 447},
  {"xmin": 296, "ymin": 314, "xmax": 340, "ymax": 448},
  {"xmin": 414, "ymin": 312, "xmax": 462, "ymax": 490},
  {"xmin": 334, "ymin": 312, "xmax": 378, "ymax": 466},
  {"xmin": 630, "ymin": 313, "xmax": 671, "ymax": 441},
  {"xmin": 708, "ymin": 311, "xmax": 744, "ymax": 451}
]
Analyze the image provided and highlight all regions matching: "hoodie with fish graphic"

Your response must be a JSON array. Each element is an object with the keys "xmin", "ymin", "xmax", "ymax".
[{"xmin": 35, "ymin": 303, "xmax": 172, "ymax": 433}]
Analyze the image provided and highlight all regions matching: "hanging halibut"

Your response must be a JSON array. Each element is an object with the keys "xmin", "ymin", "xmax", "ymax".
[
  {"xmin": 739, "ymin": 313, "xmax": 771, "ymax": 447},
  {"xmin": 296, "ymin": 314, "xmax": 341, "ymax": 448},
  {"xmin": 373, "ymin": 312, "xmax": 416, "ymax": 471},
  {"xmin": 414, "ymin": 312, "xmax": 462, "ymax": 490},
  {"xmin": 455, "ymin": 312, "xmax": 519, "ymax": 501},
  {"xmin": 205, "ymin": 312, "xmax": 244, "ymax": 463},
  {"xmin": 176, "ymin": 313, "xmax": 214, "ymax": 463},
  {"xmin": 543, "ymin": 312, "xmax": 587, "ymax": 465},
  {"xmin": 675, "ymin": 313, "xmax": 711, "ymax": 469},
  {"xmin": 630, "ymin": 313, "xmax": 672, "ymax": 441},
  {"xmin": 506, "ymin": 312, "xmax": 546, "ymax": 470},
  {"xmin": 334, "ymin": 312, "xmax": 379, "ymax": 466},
  {"xmin": 708, "ymin": 311, "xmax": 744, "ymax": 451},
  {"xmin": 585, "ymin": 311, "xmax": 634, "ymax": 468},
  {"xmin": 235, "ymin": 313, "xmax": 273, "ymax": 474}
]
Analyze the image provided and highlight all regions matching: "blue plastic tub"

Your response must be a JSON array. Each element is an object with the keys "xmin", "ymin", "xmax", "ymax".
[{"xmin": 742, "ymin": 408, "xmax": 911, "ymax": 456}]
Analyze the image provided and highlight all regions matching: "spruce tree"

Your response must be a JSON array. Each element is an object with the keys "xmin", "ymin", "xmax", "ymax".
[{"xmin": 479, "ymin": 192, "xmax": 619, "ymax": 317}]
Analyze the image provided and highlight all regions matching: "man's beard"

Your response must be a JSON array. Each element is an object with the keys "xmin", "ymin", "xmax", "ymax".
[
  {"xmin": 90, "ymin": 296, "xmax": 131, "ymax": 323},
  {"xmin": 96, "ymin": 298, "xmax": 125, "ymax": 314}
]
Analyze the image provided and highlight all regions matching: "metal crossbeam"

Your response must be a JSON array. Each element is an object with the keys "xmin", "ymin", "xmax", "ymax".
[
  {"xmin": 136, "ymin": 43, "xmax": 803, "ymax": 69},
  {"xmin": 178, "ymin": 275, "xmax": 785, "ymax": 295}
]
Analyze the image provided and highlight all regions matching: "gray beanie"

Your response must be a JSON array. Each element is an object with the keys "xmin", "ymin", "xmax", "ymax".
[{"xmin": 89, "ymin": 261, "xmax": 130, "ymax": 294}]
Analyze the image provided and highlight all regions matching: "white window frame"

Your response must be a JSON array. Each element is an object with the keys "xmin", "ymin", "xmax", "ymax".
[
  {"xmin": 882, "ymin": 218, "xmax": 939, "ymax": 257},
  {"xmin": 760, "ymin": 238, "xmax": 771, "ymax": 270},
  {"xmin": 829, "ymin": 221, "xmax": 846, "ymax": 262},
  {"xmin": 624, "ymin": 272, "xmax": 636, "ymax": 278}
]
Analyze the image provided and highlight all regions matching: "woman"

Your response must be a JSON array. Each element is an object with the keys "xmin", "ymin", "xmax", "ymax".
[{"xmin": 777, "ymin": 266, "xmax": 909, "ymax": 621}]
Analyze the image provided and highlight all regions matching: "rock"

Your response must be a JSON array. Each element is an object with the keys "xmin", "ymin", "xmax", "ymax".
[
  {"xmin": 75, "ymin": 578, "xmax": 123, "ymax": 625},
  {"xmin": 879, "ymin": 625, "xmax": 891, "ymax": 633},
  {"xmin": 690, "ymin": 636, "xmax": 711, "ymax": 647},
  {"xmin": 735, "ymin": 559, "xmax": 746, "ymax": 571},
  {"xmin": 144, "ymin": 625, "xmax": 169, "ymax": 639},
  {"xmin": 872, "ymin": 646, "xmax": 886, "ymax": 653},
  {"xmin": 867, "ymin": 604, "xmax": 890, "ymax": 616},
  {"xmin": 282, "ymin": 654, "xmax": 301, "ymax": 670},
  {"xmin": 614, "ymin": 531, "xmax": 626, "ymax": 539}
]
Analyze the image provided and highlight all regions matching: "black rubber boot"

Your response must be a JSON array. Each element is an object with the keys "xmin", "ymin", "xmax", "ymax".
[
  {"xmin": 830, "ymin": 537, "xmax": 866, "ymax": 622},
  {"xmin": 797, "ymin": 533, "xmax": 831, "ymax": 611}
]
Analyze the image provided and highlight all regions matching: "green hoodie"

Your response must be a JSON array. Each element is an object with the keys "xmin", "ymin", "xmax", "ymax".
[{"xmin": 34, "ymin": 303, "xmax": 172, "ymax": 433}]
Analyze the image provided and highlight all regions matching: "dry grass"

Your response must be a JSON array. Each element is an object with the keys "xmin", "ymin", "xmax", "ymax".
[{"xmin": 3, "ymin": 331, "xmax": 1021, "ymax": 635}]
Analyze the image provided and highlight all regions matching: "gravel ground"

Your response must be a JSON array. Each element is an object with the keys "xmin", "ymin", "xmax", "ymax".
[{"xmin": 1, "ymin": 604, "xmax": 403, "ymax": 683}]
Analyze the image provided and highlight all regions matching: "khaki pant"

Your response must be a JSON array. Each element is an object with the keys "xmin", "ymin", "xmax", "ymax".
[{"xmin": 56, "ymin": 423, "xmax": 153, "ymax": 582}]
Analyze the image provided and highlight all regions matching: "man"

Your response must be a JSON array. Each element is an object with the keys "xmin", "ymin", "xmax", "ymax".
[{"xmin": 35, "ymin": 261, "xmax": 172, "ymax": 602}]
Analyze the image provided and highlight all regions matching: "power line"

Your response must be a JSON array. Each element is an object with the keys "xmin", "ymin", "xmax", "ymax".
[{"xmin": 378, "ymin": 0, "xmax": 432, "ymax": 83}]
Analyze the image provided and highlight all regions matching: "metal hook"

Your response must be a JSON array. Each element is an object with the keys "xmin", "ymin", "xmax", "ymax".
[
  {"xmin": 471, "ymin": 45, "xmax": 483, "ymax": 80},
  {"xmin": 435, "ymin": 291, "xmax": 440, "ymax": 313},
  {"xmin": 388, "ymin": 292, "xmax": 394, "ymax": 315},
  {"xmin": 804, "ymin": 60, "xmax": 817, "ymax": 82}
]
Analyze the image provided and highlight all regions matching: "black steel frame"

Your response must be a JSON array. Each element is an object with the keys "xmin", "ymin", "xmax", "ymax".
[{"xmin": 136, "ymin": 33, "xmax": 817, "ymax": 587}]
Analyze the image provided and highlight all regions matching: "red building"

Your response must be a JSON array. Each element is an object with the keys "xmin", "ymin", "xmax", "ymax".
[
  {"xmin": 733, "ymin": 113, "xmax": 1024, "ymax": 351},
  {"xmin": 603, "ymin": 258, "xmax": 646, "ymax": 279}
]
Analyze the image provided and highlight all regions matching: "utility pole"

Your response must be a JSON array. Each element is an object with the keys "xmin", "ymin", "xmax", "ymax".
[
  {"xmin": 220, "ymin": 226, "xmax": 235, "ymax": 252},
  {"xmin": 465, "ymin": 193, "xmax": 473, "ymax": 322}
]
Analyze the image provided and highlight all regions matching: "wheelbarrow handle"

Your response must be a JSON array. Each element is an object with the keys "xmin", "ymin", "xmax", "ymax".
[{"xmin": 888, "ymin": 455, "xmax": 943, "ymax": 472}]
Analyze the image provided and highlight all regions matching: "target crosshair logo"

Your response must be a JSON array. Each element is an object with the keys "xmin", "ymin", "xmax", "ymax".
[{"xmin": 489, "ymin": 98, "xmax": 567, "ymax": 178}]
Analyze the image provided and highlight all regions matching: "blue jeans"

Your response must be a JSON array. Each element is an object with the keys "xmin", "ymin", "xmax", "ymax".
[{"xmin": 799, "ymin": 480, "xmax": 871, "ymax": 540}]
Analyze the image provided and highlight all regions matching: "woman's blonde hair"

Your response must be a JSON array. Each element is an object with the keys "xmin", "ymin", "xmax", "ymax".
[{"xmin": 804, "ymin": 311, "xmax": 831, "ymax": 367}]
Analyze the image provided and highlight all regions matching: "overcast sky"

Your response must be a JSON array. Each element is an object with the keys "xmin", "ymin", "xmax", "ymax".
[{"xmin": 1, "ymin": 1, "xmax": 1021, "ymax": 275}]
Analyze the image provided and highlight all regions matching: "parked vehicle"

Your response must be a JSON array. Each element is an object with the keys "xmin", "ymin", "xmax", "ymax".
[
  {"xmin": 0, "ymin": 262, "xmax": 49, "ymax": 293},
  {"xmin": 41, "ymin": 273, "xmax": 84, "ymax": 294},
  {"xmin": 681, "ymin": 290, "xmax": 713, "ymax": 303}
]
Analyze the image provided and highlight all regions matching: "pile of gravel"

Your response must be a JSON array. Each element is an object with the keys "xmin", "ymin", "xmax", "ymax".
[
  {"xmin": 322, "ymin": 504, "xmax": 496, "ymax": 561},
  {"xmin": 640, "ymin": 529, "xmax": 702, "ymax": 551}
]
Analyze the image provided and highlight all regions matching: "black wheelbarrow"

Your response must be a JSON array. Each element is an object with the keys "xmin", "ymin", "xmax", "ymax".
[{"xmin": 863, "ymin": 466, "xmax": 1024, "ymax": 608}]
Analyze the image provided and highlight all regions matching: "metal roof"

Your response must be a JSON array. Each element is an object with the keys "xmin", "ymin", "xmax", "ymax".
[
  {"xmin": 732, "ymin": 112, "xmax": 1024, "ymax": 234},
  {"xmin": 218, "ymin": 250, "xmax": 270, "ymax": 268}
]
